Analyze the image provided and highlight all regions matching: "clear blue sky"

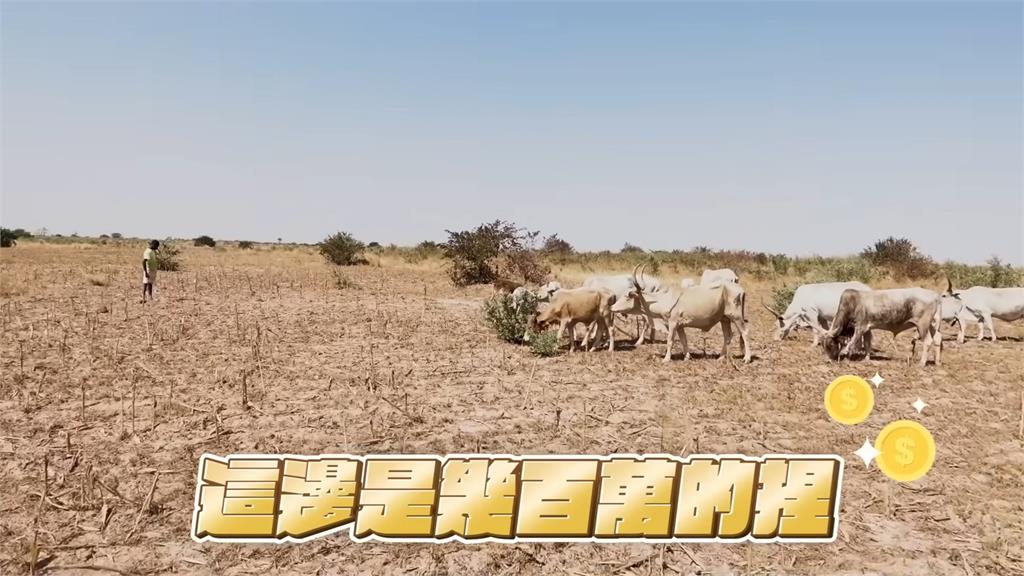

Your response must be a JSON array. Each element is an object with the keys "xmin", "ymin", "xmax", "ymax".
[{"xmin": 2, "ymin": 2, "xmax": 1021, "ymax": 264}]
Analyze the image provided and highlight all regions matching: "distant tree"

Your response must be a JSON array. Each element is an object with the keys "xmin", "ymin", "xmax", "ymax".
[
  {"xmin": 111, "ymin": 232, "xmax": 123, "ymax": 239},
  {"xmin": 621, "ymin": 242, "xmax": 644, "ymax": 254},
  {"xmin": 442, "ymin": 220, "xmax": 548, "ymax": 286},
  {"xmin": 193, "ymin": 235, "xmax": 216, "ymax": 247},
  {"xmin": 1, "ymin": 228, "xmax": 17, "ymax": 248},
  {"xmin": 986, "ymin": 256, "xmax": 1019, "ymax": 288},
  {"xmin": 12, "ymin": 228, "xmax": 31, "ymax": 238},
  {"xmin": 238, "ymin": 240, "xmax": 254, "ymax": 250},
  {"xmin": 861, "ymin": 236, "xmax": 934, "ymax": 279},
  {"xmin": 319, "ymin": 231, "xmax": 366, "ymax": 265},
  {"xmin": 99, "ymin": 234, "xmax": 111, "ymax": 239},
  {"xmin": 542, "ymin": 234, "xmax": 574, "ymax": 255},
  {"xmin": 367, "ymin": 241, "xmax": 381, "ymax": 249}
]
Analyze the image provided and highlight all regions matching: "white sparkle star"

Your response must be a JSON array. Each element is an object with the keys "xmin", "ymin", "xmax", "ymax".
[
  {"xmin": 854, "ymin": 439, "xmax": 880, "ymax": 468},
  {"xmin": 870, "ymin": 372, "xmax": 885, "ymax": 388},
  {"xmin": 912, "ymin": 398, "xmax": 928, "ymax": 413}
]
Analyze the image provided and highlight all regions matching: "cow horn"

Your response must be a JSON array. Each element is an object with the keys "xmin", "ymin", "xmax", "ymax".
[
  {"xmin": 760, "ymin": 298, "xmax": 782, "ymax": 319},
  {"xmin": 631, "ymin": 263, "xmax": 643, "ymax": 290},
  {"xmin": 945, "ymin": 277, "xmax": 954, "ymax": 294}
]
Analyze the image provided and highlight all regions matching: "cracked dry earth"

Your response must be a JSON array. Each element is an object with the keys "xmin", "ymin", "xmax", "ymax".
[{"xmin": 1, "ymin": 243, "xmax": 1022, "ymax": 575}]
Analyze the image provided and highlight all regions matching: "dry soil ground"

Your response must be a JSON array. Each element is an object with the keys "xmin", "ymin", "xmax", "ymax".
[{"xmin": 1, "ymin": 242, "xmax": 1022, "ymax": 576}]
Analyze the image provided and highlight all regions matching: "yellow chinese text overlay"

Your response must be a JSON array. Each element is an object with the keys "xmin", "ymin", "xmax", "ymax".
[{"xmin": 193, "ymin": 454, "xmax": 842, "ymax": 543}]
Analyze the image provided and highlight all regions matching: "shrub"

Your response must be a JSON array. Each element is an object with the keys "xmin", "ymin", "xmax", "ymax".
[
  {"xmin": 319, "ymin": 231, "xmax": 366, "ymax": 266},
  {"xmin": 111, "ymin": 232, "xmax": 123, "ymax": 239},
  {"xmin": 238, "ymin": 240, "xmax": 254, "ymax": 250},
  {"xmin": 194, "ymin": 235, "xmax": 216, "ymax": 247},
  {"xmin": 861, "ymin": 236, "xmax": 935, "ymax": 279},
  {"xmin": 99, "ymin": 234, "xmax": 110, "ymax": 239},
  {"xmin": 542, "ymin": 234, "xmax": 574, "ymax": 255},
  {"xmin": 529, "ymin": 330, "xmax": 562, "ymax": 357},
  {"xmin": 482, "ymin": 291, "xmax": 538, "ymax": 344},
  {"xmin": 770, "ymin": 254, "xmax": 791, "ymax": 275},
  {"xmin": 367, "ymin": 241, "xmax": 381, "ymax": 249},
  {"xmin": 443, "ymin": 220, "xmax": 548, "ymax": 286},
  {"xmin": 1, "ymin": 228, "xmax": 17, "ymax": 248},
  {"xmin": 770, "ymin": 285, "xmax": 797, "ymax": 316},
  {"xmin": 986, "ymin": 256, "xmax": 1020, "ymax": 288},
  {"xmin": 621, "ymin": 242, "xmax": 644, "ymax": 254},
  {"xmin": 154, "ymin": 242, "xmax": 181, "ymax": 271}
]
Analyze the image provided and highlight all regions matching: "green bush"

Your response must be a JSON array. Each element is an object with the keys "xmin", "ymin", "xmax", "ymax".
[
  {"xmin": 193, "ymin": 235, "xmax": 216, "ymax": 247},
  {"xmin": 154, "ymin": 242, "xmax": 181, "ymax": 271},
  {"xmin": 319, "ymin": 231, "xmax": 366, "ymax": 266},
  {"xmin": 238, "ymin": 240, "xmax": 254, "ymax": 250},
  {"xmin": 529, "ymin": 330, "xmax": 562, "ymax": 357},
  {"xmin": 770, "ymin": 285, "xmax": 797, "ymax": 315},
  {"xmin": 1, "ymin": 228, "xmax": 17, "ymax": 248},
  {"xmin": 482, "ymin": 291, "xmax": 538, "ymax": 344},
  {"xmin": 443, "ymin": 220, "xmax": 548, "ymax": 286},
  {"xmin": 943, "ymin": 258, "xmax": 1021, "ymax": 289}
]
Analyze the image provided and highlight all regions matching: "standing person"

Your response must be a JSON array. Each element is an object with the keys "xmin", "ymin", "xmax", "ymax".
[{"xmin": 142, "ymin": 240, "xmax": 160, "ymax": 303}]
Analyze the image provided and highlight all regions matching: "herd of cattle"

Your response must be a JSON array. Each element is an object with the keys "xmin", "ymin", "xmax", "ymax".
[{"xmin": 504, "ymin": 266, "xmax": 1024, "ymax": 367}]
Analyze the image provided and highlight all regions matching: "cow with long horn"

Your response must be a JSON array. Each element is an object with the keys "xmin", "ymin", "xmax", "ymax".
[{"xmin": 612, "ymin": 264, "xmax": 751, "ymax": 362}]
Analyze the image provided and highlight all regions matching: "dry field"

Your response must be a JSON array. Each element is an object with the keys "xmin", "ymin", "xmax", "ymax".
[{"xmin": 1, "ymin": 241, "xmax": 1022, "ymax": 576}]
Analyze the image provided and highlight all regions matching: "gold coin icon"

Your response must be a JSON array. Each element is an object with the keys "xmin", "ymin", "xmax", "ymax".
[
  {"xmin": 824, "ymin": 375, "xmax": 874, "ymax": 425},
  {"xmin": 874, "ymin": 420, "xmax": 936, "ymax": 482}
]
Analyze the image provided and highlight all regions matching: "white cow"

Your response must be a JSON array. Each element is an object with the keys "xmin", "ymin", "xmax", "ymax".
[
  {"xmin": 763, "ymin": 281, "xmax": 872, "ymax": 344},
  {"xmin": 941, "ymin": 280, "xmax": 1024, "ymax": 343},
  {"xmin": 700, "ymin": 268, "xmax": 739, "ymax": 286},
  {"xmin": 612, "ymin": 266, "xmax": 751, "ymax": 363},
  {"xmin": 582, "ymin": 271, "xmax": 666, "ymax": 344}
]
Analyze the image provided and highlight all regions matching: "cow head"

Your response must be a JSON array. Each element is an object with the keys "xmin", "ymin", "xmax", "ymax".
[
  {"xmin": 819, "ymin": 331, "xmax": 842, "ymax": 360},
  {"xmin": 536, "ymin": 281, "xmax": 561, "ymax": 302},
  {"xmin": 611, "ymin": 264, "xmax": 648, "ymax": 315}
]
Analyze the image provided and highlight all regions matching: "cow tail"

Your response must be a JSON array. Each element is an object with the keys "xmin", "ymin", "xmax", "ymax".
[{"xmin": 740, "ymin": 290, "xmax": 747, "ymax": 322}]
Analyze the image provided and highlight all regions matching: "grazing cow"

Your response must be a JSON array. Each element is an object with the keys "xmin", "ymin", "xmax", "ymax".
[
  {"xmin": 530, "ymin": 288, "xmax": 616, "ymax": 352},
  {"xmin": 819, "ymin": 288, "xmax": 942, "ymax": 366},
  {"xmin": 942, "ymin": 280, "xmax": 1024, "ymax": 343},
  {"xmin": 612, "ymin": 266, "xmax": 751, "ymax": 363},
  {"xmin": 700, "ymin": 268, "xmax": 739, "ymax": 286},
  {"xmin": 762, "ymin": 281, "xmax": 872, "ymax": 344},
  {"xmin": 583, "ymin": 272, "xmax": 666, "ymax": 345}
]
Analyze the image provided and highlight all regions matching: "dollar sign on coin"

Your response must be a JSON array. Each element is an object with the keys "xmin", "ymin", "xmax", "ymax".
[
  {"xmin": 875, "ymin": 420, "xmax": 935, "ymax": 482},
  {"xmin": 824, "ymin": 375, "xmax": 874, "ymax": 425}
]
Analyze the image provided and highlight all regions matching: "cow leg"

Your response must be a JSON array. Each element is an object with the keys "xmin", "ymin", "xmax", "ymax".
[
  {"xmin": 862, "ymin": 331, "xmax": 873, "ymax": 360},
  {"xmin": 956, "ymin": 311, "xmax": 967, "ymax": 344},
  {"xmin": 735, "ymin": 317, "xmax": 752, "ymax": 363},
  {"xmin": 602, "ymin": 311, "xmax": 610, "ymax": 352},
  {"xmin": 719, "ymin": 319, "xmax": 732, "ymax": 361},
  {"xmin": 982, "ymin": 312, "xmax": 996, "ymax": 342},
  {"xmin": 679, "ymin": 325, "xmax": 691, "ymax": 360},
  {"xmin": 663, "ymin": 320, "xmax": 676, "ymax": 362},
  {"xmin": 932, "ymin": 325, "xmax": 942, "ymax": 365},
  {"xmin": 803, "ymin": 309, "xmax": 822, "ymax": 347},
  {"xmin": 634, "ymin": 316, "xmax": 645, "ymax": 346},
  {"xmin": 564, "ymin": 320, "xmax": 576, "ymax": 353}
]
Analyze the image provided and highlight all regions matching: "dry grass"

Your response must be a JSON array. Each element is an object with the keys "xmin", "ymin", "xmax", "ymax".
[{"xmin": 0, "ymin": 241, "xmax": 1022, "ymax": 575}]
